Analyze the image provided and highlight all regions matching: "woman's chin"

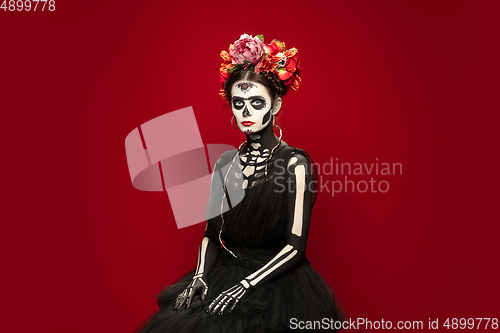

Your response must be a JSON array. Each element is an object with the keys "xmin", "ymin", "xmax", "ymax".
[
  {"xmin": 241, "ymin": 128, "xmax": 255, "ymax": 135},
  {"xmin": 243, "ymin": 125, "xmax": 269, "ymax": 136}
]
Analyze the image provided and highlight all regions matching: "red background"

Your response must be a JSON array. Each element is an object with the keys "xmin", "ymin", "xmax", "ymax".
[{"xmin": 2, "ymin": 1, "xmax": 499, "ymax": 331}]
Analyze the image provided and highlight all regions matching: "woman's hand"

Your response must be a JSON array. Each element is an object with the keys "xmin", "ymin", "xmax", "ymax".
[
  {"xmin": 174, "ymin": 277, "xmax": 208, "ymax": 310},
  {"xmin": 207, "ymin": 280, "xmax": 249, "ymax": 316}
]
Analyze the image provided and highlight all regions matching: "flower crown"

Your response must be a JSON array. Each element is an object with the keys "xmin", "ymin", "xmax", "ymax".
[{"xmin": 219, "ymin": 34, "xmax": 301, "ymax": 102}]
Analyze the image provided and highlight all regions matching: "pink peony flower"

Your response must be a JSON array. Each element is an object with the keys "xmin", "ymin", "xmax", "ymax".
[{"xmin": 229, "ymin": 34, "xmax": 265, "ymax": 65}]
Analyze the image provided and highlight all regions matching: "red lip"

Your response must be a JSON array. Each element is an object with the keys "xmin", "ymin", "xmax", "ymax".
[{"xmin": 241, "ymin": 121, "xmax": 255, "ymax": 126}]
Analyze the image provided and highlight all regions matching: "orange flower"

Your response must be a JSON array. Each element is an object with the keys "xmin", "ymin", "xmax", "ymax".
[
  {"xmin": 284, "ymin": 47, "xmax": 298, "ymax": 58},
  {"xmin": 220, "ymin": 62, "xmax": 234, "ymax": 85},
  {"xmin": 219, "ymin": 88, "xmax": 228, "ymax": 102},
  {"xmin": 255, "ymin": 57, "xmax": 277, "ymax": 74},
  {"xmin": 220, "ymin": 50, "xmax": 232, "ymax": 64},
  {"xmin": 286, "ymin": 75, "xmax": 301, "ymax": 92}
]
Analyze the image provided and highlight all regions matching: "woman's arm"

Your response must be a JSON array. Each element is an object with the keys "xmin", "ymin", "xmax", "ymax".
[
  {"xmin": 241, "ymin": 153, "xmax": 313, "ymax": 285},
  {"xmin": 193, "ymin": 222, "xmax": 221, "ymax": 282},
  {"xmin": 174, "ymin": 223, "xmax": 221, "ymax": 310},
  {"xmin": 174, "ymin": 155, "xmax": 227, "ymax": 310},
  {"xmin": 208, "ymin": 153, "xmax": 315, "ymax": 315}
]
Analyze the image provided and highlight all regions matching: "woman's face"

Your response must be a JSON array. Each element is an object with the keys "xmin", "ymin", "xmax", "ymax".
[{"xmin": 231, "ymin": 80, "xmax": 275, "ymax": 135}]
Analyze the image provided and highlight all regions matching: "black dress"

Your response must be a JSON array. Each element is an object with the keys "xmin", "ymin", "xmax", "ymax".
[{"xmin": 135, "ymin": 142, "xmax": 346, "ymax": 333}]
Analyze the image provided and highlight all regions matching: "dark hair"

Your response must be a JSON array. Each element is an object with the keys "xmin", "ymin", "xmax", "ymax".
[{"xmin": 224, "ymin": 65, "xmax": 288, "ymax": 105}]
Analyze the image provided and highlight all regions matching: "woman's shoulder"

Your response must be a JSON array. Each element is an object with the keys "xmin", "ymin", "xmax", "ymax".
[
  {"xmin": 278, "ymin": 143, "xmax": 318, "ymax": 183},
  {"xmin": 280, "ymin": 142, "xmax": 315, "ymax": 164},
  {"xmin": 220, "ymin": 148, "xmax": 238, "ymax": 160},
  {"xmin": 280, "ymin": 143, "xmax": 318, "ymax": 198},
  {"xmin": 212, "ymin": 148, "xmax": 238, "ymax": 171}
]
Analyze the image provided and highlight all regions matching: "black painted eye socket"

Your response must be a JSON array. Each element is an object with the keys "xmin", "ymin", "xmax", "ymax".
[
  {"xmin": 233, "ymin": 100, "xmax": 244, "ymax": 110},
  {"xmin": 251, "ymin": 99, "xmax": 266, "ymax": 110}
]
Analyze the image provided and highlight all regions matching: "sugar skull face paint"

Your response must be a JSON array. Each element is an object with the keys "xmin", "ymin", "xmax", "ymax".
[
  {"xmin": 231, "ymin": 80, "xmax": 275, "ymax": 135},
  {"xmin": 236, "ymin": 82, "xmax": 257, "ymax": 93}
]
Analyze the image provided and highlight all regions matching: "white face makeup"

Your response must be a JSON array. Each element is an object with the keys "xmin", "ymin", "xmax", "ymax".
[{"xmin": 231, "ymin": 80, "xmax": 277, "ymax": 135}]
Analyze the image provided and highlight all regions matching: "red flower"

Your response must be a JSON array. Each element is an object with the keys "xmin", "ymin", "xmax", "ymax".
[
  {"xmin": 265, "ymin": 41, "xmax": 283, "ymax": 56},
  {"xmin": 277, "ymin": 55, "xmax": 300, "ymax": 81},
  {"xmin": 255, "ymin": 41, "xmax": 285, "ymax": 74}
]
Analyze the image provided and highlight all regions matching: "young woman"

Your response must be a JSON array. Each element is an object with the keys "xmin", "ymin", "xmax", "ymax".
[{"xmin": 135, "ymin": 34, "xmax": 345, "ymax": 333}]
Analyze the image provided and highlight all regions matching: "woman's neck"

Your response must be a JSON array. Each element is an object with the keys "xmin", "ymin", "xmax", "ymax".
[
  {"xmin": 238, "ymin": 122, "xmax": 281, "ymax": 189},
  {"xmin": 244, "ymin": 123, "xmax": 279, "ymax": 153}
]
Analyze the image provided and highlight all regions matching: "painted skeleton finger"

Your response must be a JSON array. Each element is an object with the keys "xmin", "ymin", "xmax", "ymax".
[
  {"xmin": 208, "ymin": 293, "xmax": 224, "ymax": 313},
  {"xmin": 225, "ymin": 285, "xmax": 246, "ymax": 314},
  {"xmin": 201, "ymin": 284, "xmax": 209, "ymax": 301},
  {"xmin": 210, "ymin": 295, "xmax": 229, "ymax": 315},
  {"xmin": 173, "ymin": 295, "xmax": 181, "ymax": 310},
  {"xmin": 174, "ymin": 289, "xmax": 188, "ymax": 310},
  {"xmin": 185, "ymin": 286, "xmax": 194, "ymax": 309},
  {"xmin": 228, "ymin": 298, "xmax": 240, "ymax": 313},
  {"xmin": 218, "ymin": 296, "xmax": 233, "ymax": 316},
  {"xmin": 208, "ymin": 282, "xmax": 248, "ymax": 316}
]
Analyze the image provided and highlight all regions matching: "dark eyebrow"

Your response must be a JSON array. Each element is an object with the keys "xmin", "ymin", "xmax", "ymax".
[{"xmin": 232, "ymin": 95, "xmax": 265, "ymax": 101}]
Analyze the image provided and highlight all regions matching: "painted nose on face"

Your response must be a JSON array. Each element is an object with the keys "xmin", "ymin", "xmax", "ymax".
[{"xmin": 242, "ymin": 105, "xmax": 251, "ymax": 117}]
